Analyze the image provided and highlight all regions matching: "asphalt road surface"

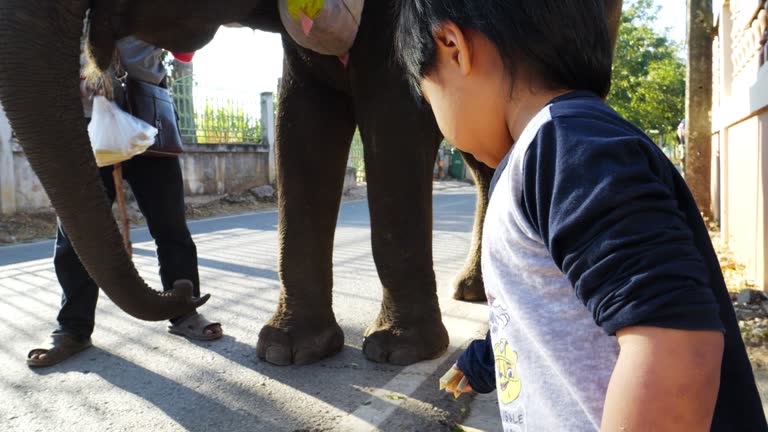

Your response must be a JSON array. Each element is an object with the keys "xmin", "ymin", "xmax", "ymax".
[{"xmin": 0, "ymin": 183, "xmax": 492, "ymax": 432}]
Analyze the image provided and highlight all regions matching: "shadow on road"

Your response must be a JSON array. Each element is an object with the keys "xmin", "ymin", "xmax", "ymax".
[{"xmin": 30, "ymin": 347, "xmax": 285, "ymax": 432}]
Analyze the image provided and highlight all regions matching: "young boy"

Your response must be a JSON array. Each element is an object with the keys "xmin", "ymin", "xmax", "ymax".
[{"xmin": 395, "ymin": 0, "xmax": 766, "ymax": 430}]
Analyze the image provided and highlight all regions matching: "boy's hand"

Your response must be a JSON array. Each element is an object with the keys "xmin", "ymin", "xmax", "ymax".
[
  {"xmin": 439, "ymin": 365, "xmax": 474, "ymax": 398},
  {"xmin": 602, "ymin": 326, "xmax": 723, "ymax": 431}
]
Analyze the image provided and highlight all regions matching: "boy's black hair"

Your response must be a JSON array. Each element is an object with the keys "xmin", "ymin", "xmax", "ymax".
[{"xmin": 395, "ymin": 0, "xmax": 614, "ymax": 98}]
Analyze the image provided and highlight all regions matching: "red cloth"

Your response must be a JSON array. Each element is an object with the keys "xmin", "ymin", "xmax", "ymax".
[{"xmin": 171, "ymin": 52, "xmax": 195, "ymax": 63}]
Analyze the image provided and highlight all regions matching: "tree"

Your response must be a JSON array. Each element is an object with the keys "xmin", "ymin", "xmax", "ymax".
[
  {"xmin": 196, "ymin": 102, "xmax": 261, "ymax": 144},
  {"xmin": 608, "ymin": 0, "xmax": 686, "ymax": 140},
  {"xmin": 685, "ymin": 0, "xmax": 713, "ymax": 219}
]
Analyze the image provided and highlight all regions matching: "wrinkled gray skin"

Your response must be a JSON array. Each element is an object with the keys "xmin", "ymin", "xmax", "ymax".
[{"xmin": 0, "ymin": 0, "xmax": 622, "ymax": 363}]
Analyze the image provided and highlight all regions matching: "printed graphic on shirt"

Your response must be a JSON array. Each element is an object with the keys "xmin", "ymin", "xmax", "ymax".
[
  {"xmin": 495, "ymin": 339, "xmax": 522, "ymax": 403},
  {"xmin": 488, "ymin": 293, "xmax": 511, "ymax": 335}
]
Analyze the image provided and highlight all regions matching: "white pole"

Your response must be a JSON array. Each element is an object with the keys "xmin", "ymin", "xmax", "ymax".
[
  {"xmin": 0, "ymin": 102, "xmax": 16, "ymax": 214},
  {"xmin": 260, "ymin": 92, "xmax": 276, "ymax": 185}
]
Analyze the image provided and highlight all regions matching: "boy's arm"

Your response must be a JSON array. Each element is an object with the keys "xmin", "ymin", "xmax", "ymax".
[
  {"xmin": 521, "ymin": 118, "xmax": 726, "ymax": 427},
  {"xmin": 456, "ymin": 331, "xmax": 496, "ymax": 394},
  {"xmin": 602, "ymin": 326, "xmax": 723, "ymax": 431},
  {"xmin": 522, "ymin": 121, "xmax": 722, "ymax": 336}
]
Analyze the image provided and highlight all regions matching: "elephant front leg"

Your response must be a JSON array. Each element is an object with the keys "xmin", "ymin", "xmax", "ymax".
[
  {"xmin": 350, "ymin": 64, "xmax": 449, "ymax": 365},
  {"xmin": 358, "ymin": 121, "xmax": 449, "ymax": 365},
  {"xmin": 452, "ymin": 151, "xmax": 493, "ymax": 302},
  {"xmin": 256, "ymin": 50, "xmax": 356, "ymax": 366}
]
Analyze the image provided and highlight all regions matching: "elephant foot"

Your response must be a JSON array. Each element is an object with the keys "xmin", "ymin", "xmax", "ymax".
[
  {"xmin": 452, "ymin": 269, "xmax": 487, "ymax": 302},
  {"xmin": 363, "ymin": 299, "xmax": 449, "ymax": 365},
  {"xmin": 256, "ymin": 314, "xmax": 344, "ymax": 366}
]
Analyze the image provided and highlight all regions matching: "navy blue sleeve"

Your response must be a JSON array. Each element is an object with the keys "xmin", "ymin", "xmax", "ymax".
[
  {"xmin": 521, "ymin": 118, "xmax": 723, "ymax": 335},
  {"xmin": 456, "ymin": 331, "xmax": 496, "ymax": 394}
]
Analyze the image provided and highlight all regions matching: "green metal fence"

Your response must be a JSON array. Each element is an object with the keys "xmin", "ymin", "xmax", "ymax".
[
  {"xmin": 171, "ymin": 75, "xmax": 262, "ymax": 145},
  {"xmin": 349, "ymin": 130, "xmax": 365, "ymax": 181}
]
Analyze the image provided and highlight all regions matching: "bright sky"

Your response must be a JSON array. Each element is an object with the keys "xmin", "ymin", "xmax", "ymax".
[
  {"xmin": 655, "ymin": 1, "xmax": 687, "ymax": 44},
  {"xmin": 190, "ymin": 0, "xmax": 689, "ymax": 110},
  {"xmin": 193, "ymin": 28, "xmax": 284, "ymax": 100}
]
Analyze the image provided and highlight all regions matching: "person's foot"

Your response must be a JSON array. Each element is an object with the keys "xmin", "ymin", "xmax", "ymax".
[
  {"xmin": 27, "ymin": 333, "xmax": 92, "ymax": 368},
  {"xmin": 168, "ymin": 312, "xmax": 223, "ymax": 341}
]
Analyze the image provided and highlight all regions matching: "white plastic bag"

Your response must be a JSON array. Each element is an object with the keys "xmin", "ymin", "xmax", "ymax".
[{"xmin": 88, "ymin": 96, "xmax": 157, "ymax": 167}]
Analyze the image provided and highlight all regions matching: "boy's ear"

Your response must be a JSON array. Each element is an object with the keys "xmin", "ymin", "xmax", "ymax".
[{"xmin": 433, "ymin": 23, "xmax": 472, "ymax": 76}]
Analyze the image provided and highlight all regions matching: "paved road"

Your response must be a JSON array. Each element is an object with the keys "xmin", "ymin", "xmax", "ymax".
[{"xmin": 0, "ymin": 183, "xmax": 492, "ymax": 432}]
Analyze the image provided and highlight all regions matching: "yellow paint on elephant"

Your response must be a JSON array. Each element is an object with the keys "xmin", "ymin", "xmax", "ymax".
[
  {"xmin": 494, "ymin": 339, "xmax": 522, "ymax": 404},
  {"xmin": 287, "ymin": 0, "xmax": 325, "ymax": 20}
]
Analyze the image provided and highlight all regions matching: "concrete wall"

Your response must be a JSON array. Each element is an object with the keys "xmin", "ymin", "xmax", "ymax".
[
  {"xmin": 12, "ymin": 144, "xmax": 50, "ymax": 210},
  {"xmin": 180, "ymin": 143, "xmax": 270, "ymax": 196},
  {"xmin": 713, "ymin": 1, "xmax": 768, "ymax": 289},
  {"xmin": 6, "ymin": 143, "xmax": 272, "ymax": 212},
  {"xmin": 0, "ymin": 92, "xmax": 280, "ymax": 213}
]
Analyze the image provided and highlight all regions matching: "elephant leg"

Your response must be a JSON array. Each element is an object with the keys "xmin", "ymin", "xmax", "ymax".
[
  {"xmin": 256, "ymin": 46, "xmax": 356, "ymax": 366},
  {"xmin": 452, "ymin": 152, "xmax": 493, "ymax": 302},
  {"xmin": 355, "ymin": 108, "xmax": 449, "ymax": 365},
  {"xmin": 348, "ymin": 7, "xmax": 448, "ymax": 363}
]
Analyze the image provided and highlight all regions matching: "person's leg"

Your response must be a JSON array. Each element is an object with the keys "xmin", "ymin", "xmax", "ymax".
[
  {"xmin": 122, "ymin": 156, "xmax": 220, "ymax": 339},
  {"xmin": 123, "ymin": 156, "xmax": 199, "ymax": 294},
  {"xmin": 28, "ymin": 165, "xmax": 116, "ymax": 366},
  {"xmin": 54, "ymin": 164, "xmax": 117, "ymax": 338}
]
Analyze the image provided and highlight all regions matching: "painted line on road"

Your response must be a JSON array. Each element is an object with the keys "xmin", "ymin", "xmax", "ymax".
[{"xmin": 336, "ymin": 300, "xmax": 489, "ymax": 431}]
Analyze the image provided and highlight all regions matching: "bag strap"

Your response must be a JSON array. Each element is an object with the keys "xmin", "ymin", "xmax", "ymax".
[{"xmin": 112, "ymin": 49, "xmax": 128, "ymax": 84}]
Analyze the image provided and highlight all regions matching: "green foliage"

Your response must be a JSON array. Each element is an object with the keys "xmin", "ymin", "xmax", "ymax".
[
  {"xmin": 607, "ymin": 0, "xmax": 686, "ymax": 136},
  {"xmin": 195, "ymin": 102, "xmax": 261, "ymax": 144}
]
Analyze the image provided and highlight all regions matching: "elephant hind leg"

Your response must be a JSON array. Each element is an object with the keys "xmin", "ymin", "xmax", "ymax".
[{"xmin": 452, "ymin": 151, "xmax": 491, "ymax": 302}]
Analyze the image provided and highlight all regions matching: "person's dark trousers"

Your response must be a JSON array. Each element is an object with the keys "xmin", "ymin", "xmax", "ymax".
[{"xmin": 54, "ymin": 155, "xmax": 200, "ymax": 340}]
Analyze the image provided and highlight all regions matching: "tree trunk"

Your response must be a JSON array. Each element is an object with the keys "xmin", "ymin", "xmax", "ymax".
[{"xmin": 686, "ymin": 0, "xmax": 714, "ymax": 219}]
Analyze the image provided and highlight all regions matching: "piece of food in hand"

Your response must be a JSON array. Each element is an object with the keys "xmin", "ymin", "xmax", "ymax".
[
  {"xmin": 454, "ymin": 376, "xmax": 469, "ymax": 399},
  {"xmin": 440, "ymin": 366, "xmax": 471, "ymax": 399},
  {"xmin": 439, "ymin": 367, "xmax": 463, "ymax": 390}
]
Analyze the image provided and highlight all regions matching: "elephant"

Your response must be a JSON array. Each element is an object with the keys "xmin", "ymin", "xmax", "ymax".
[{"xmin": 0, "ymin": 0, "xmax": 623, "ymax": 365}]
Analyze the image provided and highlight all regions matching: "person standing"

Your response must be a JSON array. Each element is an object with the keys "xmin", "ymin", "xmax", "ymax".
[{"xmin": 27, "ymin": 36, "xmax": 223, "ymax": 368}]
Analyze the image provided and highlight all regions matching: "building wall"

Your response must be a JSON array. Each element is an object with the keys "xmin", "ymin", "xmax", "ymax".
[{"xmin": 713, "ymin": 0, "xmax": 768, "ymax": 289}]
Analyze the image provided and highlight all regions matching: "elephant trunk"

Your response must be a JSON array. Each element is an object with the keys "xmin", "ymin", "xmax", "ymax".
[{"xmin": 0, "ymin": 0, "xmax": 208, "ymax": 320}]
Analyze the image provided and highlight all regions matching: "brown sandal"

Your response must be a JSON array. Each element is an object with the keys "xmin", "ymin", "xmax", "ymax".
[
  {"xmin": 27, "ymin": 333, "xmax": 93, "ymax": 368},
  {"xmin": 168, "ymin": 313, "xmax": 223, "ymax": 341}
]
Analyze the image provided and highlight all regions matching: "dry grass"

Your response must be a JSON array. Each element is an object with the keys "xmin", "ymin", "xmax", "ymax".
[{"xmin": 710, "ymin": 228, "xmax": 768, "ymax": 368}]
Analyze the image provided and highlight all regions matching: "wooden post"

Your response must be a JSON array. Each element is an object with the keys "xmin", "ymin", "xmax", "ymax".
[
  {"xmin": 686, "ymin": 0, "xmax": 714, "ymax": 219},
  {"xmin": 261, "ymin": 91, "xmax": 276, "ymax": 185},
  {"xmin": 0, "ymin": 102, "xmax": 16, "ymax": 215},
  {"xmin": 113, "ymin": 163, "xmax": 132, "ymax": 256}
]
